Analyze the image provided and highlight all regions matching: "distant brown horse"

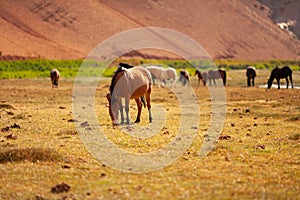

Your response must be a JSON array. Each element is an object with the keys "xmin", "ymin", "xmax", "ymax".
[
  {"xmin": 50, "ymin": 69, "xmax": 60, "ymax": 88},
  {"xmin": 246, "ymin": 66, "xmax": 256, "ymax": 87},
  {"xmin": 179, "ymin": 69, "xmax": 190, "ymax": 86},
  {"xmin": 106, "ymin": 63, "xmax": 153, "ymax": 125},
  {"xmin": 195, "ymin": 69, "xmax": 208, "ymax": 86},
  {"xmin": 207, "ymin": 69, "xmax": 226, "ymax": 86},
  {"xmin": 267, "ymin": 66, "xmax": 293, "ymax": 89}
]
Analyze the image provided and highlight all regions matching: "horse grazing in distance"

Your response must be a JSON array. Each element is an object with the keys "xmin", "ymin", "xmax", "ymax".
[
  {"xmin": 119, "ymin": 62, "xmax": 134, "ymax": 69},
  {"xmin": 195, "ymin": 69, "xmax": 208, "ymax": 86},
  {"xmin": 207, "ymin": 69, "xmax": 226, "ymax": 86},
  {"xmin": 246, "ymin": 66, "xmax": 257, "ymax": 87},
  {"xmin": 179, "ymin": 69, "xmax": 190, "ymax": 86},
  {"xmin": 106, "ymin": 64, "xmax": 153, "ymax": 125},
  {"xmin": 145, "ymin": 65, "xmax": 177, "ymax": 87},
  {"xmin": 267, "ymin": 66, "xmax": 293, "ymax": 89},
  {"xmin": 50, "ymin": 69, "xmax": 60, "ymax": 88}
]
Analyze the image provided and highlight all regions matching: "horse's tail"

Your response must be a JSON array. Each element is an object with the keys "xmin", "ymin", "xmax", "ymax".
[{"xmin": 141, "ymin": 96, "xmax": 146, "ymax": 108}]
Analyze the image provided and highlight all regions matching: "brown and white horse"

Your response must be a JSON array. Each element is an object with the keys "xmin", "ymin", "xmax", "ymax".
[
  {"xmin": 179, "ymin": 69, "xmax": 190, "ymax": 86},
  {"xmin": 50, "ymin": 69, "xmax": 60, "ymax": 88},
  {"xmin": 107, "ymin": 63, "xmax": 153, "ymax": 125}
]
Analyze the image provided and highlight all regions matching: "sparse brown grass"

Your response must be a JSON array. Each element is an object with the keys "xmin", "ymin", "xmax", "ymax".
[
  {"xmin": 0, "ymin": 148, "xmax": 60, "ymax": 163},
  {"xmin": 0, "ymin": 70, "xmax": 299, "ymax": 199}
]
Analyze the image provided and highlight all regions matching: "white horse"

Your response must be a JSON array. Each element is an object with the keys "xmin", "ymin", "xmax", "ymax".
[{"xmin": 145, "ymin": 65, "xmax": 177, "ymax": 87}]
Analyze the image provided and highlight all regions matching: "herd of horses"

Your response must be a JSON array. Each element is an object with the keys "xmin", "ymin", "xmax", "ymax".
[{"xmin": 50, "ymin": 63, "xmax": 294, "ymax": 125}]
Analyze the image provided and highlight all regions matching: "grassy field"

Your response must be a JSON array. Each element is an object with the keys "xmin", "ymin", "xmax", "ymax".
[{"xmin": 0, "ymin": 69, "xmax": 300, "ymax": 199}]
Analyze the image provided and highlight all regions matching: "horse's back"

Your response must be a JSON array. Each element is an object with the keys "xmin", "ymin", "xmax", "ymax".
[
  {"xmin": 165, "ymin": 67, "xmax": 177, "ymax": 80},
  {"xmin": 50, "ymin": 69, "xmax": 60, "ymax": 80},
  {"xmin": 145, "ymin": 66, "xmax": 163, "ymax": 79},
  {"xmin": 208, "ymin": 69, "xmax": 223, "ymax": 78},
  {"xmin": 272, "ymin": 66, "xmax": 292, "ymax": 79},
  {"xmin": 282, "ymin": 66, "xmax": 292, "ymax": 74},
  {"xmin": 129, "ymin": 66, "xmax": 152, "ymax": 83},
  {"xmin": 246, "ymin": 66, "xmax": 256, "ymax": 78}
]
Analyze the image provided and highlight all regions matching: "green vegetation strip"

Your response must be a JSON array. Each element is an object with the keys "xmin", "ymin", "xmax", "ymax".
[{"xmin": 0, "ymin": 59, "xmax": 299, "ymax": 79}]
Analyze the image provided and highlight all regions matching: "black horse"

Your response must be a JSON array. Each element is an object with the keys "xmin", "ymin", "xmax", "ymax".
[
  {"xmin": 267, "ymin": 66, "xmax": 293, "ymax": 89},
  {"xmin": 246, "ymin": 66, "xmax": 256, "ymax": 87}
]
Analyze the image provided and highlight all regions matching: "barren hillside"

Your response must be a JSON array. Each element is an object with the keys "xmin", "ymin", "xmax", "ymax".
[
  {"xmin": 0, "ymin": 0, "xmax": 299, "ymax": 60},
  {"xmin": 258, "ymin": 0, "xmax": 300, "ymax": 39}
]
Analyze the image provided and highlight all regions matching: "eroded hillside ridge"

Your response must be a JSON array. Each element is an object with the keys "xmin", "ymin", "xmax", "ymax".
[
  {"xmin": 258, "ymin": 0, "xmax": 300, "ymax": 39},
  {"xmin": 0, "ymin": 0, "xmax": 299, "ymax": 60}
]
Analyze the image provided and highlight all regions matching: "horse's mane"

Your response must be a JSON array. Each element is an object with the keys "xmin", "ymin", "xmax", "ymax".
[
  {"xmin": 110, "ymin": 63, "xmax": 135, "ymax": 93},
  {"xmin": 110, "ymin": 67, "xmax": 125, "ymax": 94}
]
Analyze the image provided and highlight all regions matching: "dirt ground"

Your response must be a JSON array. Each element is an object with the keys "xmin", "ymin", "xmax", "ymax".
[{"xmin": 0, "ymin": 70, "xmax": 299, "ymax": 199}]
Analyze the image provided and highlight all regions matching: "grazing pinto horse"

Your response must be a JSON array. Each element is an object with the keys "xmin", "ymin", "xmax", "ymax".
[
  {"xmin": 267, "ymin": 66, "xmax": 293, "ymax": 89},
  {"xmin": 106, "ymin": 64, "xmax": 153, "ymax": 125},
  {"xmin": 195, "ymin": 69, "xmax": 208, "ymax": 86},
  {"xmin": 145, "ymin": 66, "xmax": 177, "ymax": 87},
  {"xmin": 246, "ymin": 66, "xmax": 256, "ymax": 87},
  {"xmin": 179, "ymin": 69, "xmax": 190, "ymax": 86},
  {"xmin": 207, "ymin": 69, "xmax": 226, "ymax": 86},
  {"xmin": 50, "ymin": 69, "xmax": 60, "ymax": 88}
]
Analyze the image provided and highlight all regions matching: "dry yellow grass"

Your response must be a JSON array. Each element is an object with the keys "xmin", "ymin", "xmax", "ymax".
[{"xmin": 0, "ymin": 70, "xmax": 299, "ymax": 199}]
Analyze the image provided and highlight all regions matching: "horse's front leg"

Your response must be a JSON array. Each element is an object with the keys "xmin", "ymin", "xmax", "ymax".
[
  {"xmin": 247, "ymin": 78, "xmax": 251, "ymax": 87},
  {"xmin": 252, "ymin": 78, "xmax": 255, "ymax": 87},
  {"xmin": 119, "ymin": 100, "xmax": 125, "ymax": 124},
  {"xmin": 276, "ymin": 78, "xmax": 280, "ymax": 89},
  {"xmin": 213, "ymin": 79, "xmax": 216, "ymax": 86},
  {"xmin": 124, "ymin": 97, "xmax": 131, "ymax": 124},
  {"xmin": 134, "ymin": 98, "xmax": 142, "ymax": 123}
]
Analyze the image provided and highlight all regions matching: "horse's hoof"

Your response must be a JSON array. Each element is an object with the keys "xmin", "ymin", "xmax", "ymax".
[{"xmin": 134, "ymin": 119, "xmax": 140, "ymax": 123}]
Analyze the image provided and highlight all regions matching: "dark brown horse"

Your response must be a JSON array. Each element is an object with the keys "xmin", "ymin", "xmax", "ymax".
[
  {"xmin": 106, "ymin": 64, "xmax": 152, "ymax": 125},
  {"xmin": 246, "ymin": 66, "xmax": 256, "ymax": 87},
  {"xmin": 179, "ymin": 69, "xmax": 190, "ymax": 86},
  {"xmin": 50, "ymin": 69, "xmax": 60, "ymax": 88},
  {"xmin": 207, "ymin": 69, "xmax": 226, "ymax": 86},
  {"xmin": 195, "ymin": 69, "xmax": 208, "ymax": 86},
  {"xmin": 267, "ymin": 66, "xmax": 293, "ymax": 89}
]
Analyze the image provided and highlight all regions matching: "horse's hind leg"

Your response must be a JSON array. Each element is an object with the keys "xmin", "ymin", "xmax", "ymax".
[
  {"xmin": 247, "ymin": 78, "xmax": 251, "ymax": 87},
  {"xmin": 252, "ymin": 78, "xmax": 255, "ymax": 87},
  {"xmin": 285, "ymin": 77, "xmax": 289, "ymax": 89},
  {"xmin": 146, "ymin": 91, "xmax": 152, "ymax": 123},
  {"xmin": 134, "ymin": 98, "xmax": 142, "ymax": 123},
  {"xmin": 290, "ymin": 75, "xmax": 294, "ymax": 89}
]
